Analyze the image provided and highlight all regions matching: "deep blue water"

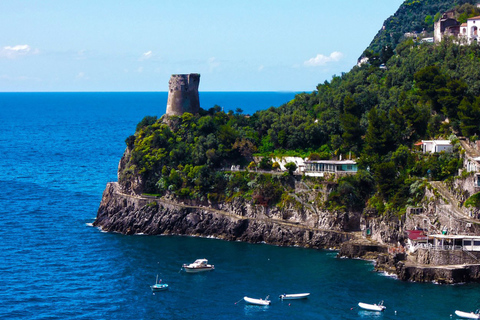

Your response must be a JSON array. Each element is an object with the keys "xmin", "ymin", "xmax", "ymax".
[{"xmin": 1, "ymin": 92, "xmax": 480, "ymax": 319}]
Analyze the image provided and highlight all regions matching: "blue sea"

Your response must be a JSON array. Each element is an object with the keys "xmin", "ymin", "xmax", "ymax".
[{"xmin": 1, "ymin": 92, "xmax": 480, "ymax": 320}]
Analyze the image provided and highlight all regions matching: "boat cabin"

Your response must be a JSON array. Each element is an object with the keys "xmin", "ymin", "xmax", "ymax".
[{"xmin": 192, "ymin": 259, "xmax": 209, "ymax": 266}]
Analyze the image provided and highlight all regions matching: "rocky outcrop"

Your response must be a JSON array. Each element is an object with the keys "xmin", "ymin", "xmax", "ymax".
[
  {"xmin": 93, "ymin": 182, "xmax": 355, "ymax": 249},
  {"xmin": 338, "ymin": 241, "xmax": 388, "ymax": 259},
  {"xmin": 396, "ymin": 262, "xmax": 480, "ymax": 283}
]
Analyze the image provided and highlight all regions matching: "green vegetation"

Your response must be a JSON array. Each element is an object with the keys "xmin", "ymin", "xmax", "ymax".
[
  {"xmin": 120, "ymin": 0, "xmax": 480, "ymax": 216},
  {"xmin": 366, "ymin": 0, "xmax": 480, "ymax": 55},
  {"xmin": 465, "ymin": 192, "xmax": 480, "ymax": 208}
]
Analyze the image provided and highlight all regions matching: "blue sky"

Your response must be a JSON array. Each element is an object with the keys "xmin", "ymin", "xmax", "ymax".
[{"xmin": 0, "ymin": 0, "xmax": 404, "ymax": 92}]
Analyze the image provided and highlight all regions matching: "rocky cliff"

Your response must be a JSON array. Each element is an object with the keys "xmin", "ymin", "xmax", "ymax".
[{"xmin": 94, "ymin": 181, "xmax": 357, "ymax": 249}]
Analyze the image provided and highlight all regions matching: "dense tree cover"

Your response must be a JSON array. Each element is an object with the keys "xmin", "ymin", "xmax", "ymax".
[
  {"xmin": 366, "ymin": 0, "xmax": 479, "ymax": 55},
  {"xmin": 123, "ymin": 30, "xmax": 480, "ymax": 215}
]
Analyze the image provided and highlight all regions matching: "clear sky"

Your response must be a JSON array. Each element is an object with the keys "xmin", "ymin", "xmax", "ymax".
[{"xmin": 0, "ymin": 0, "xmax": 405, "ymax": 92}]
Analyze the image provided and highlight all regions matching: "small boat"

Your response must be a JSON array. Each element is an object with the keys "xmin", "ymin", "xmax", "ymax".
[
  {"xmin": 455, "ymin": 310, "xmax": 480, "ymax": 319},
  {"xmin": 358, "ymin": 301, "xmax": 386, "ymax": 312},
  {"xmin": 279, "ymin": 293, "xmax": 310, "ymax": 300},
  {"xmin": 244, "ymin": 296, "xmax": 271, "ymax": 306},
  {"xmin": 182, "ymin": 259, "xmax": 214, "ymax": 273},
  {"xmin": 150, "ymin": 275, "xmax": 168, "ymax": 291}
]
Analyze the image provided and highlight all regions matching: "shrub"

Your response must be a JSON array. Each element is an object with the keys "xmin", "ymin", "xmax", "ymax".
[{"xmin": 465, "ymin": 192, "xmax": 480, "ymax": 208}]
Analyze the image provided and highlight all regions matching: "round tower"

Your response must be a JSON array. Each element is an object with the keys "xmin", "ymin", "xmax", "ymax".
[{"xmin": 165, "ymin": 73, "xmax": 200, "ymax": 116}]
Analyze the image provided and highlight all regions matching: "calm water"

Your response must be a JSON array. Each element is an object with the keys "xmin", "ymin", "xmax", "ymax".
[{"xmin": 1, "ymin": 92, "xmax": 479, "ymax": 320}]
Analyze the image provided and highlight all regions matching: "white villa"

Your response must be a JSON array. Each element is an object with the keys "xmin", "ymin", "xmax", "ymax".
[
  {"xmin": 460, "ymin": 16, "xmax": 480, "ymax": 44},
  {"xmin": 268, "ymin": 157, "xmax": 359, "ymax": 176},
  {"xmin": 420, "ymin": 140, "xmax": 453, "ymax": 153},
  {"xmin": 271, "ymin": 156, "xmax": 305, "ymax": 174},
  {"xmin": 304, "ymin": 160, "xmax": 358, "ymax": 177}
]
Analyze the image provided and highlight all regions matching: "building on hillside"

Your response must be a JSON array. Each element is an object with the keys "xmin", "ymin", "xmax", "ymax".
[
  {"xmin": 420, "ymin": 140, "xmax": 453, "ymax": 153},
  {"xmin": 434, "ymin": 10, "xmax": 480, "ymax": 44},
  {"xmin": 304, "ymin": 160, "xmax": 357, "ymax": 177},
  {"xmin": 466, "ymin": 16, "xmax": 480, "ymax": 44},
  {"xmin": 420, "ymin": 37, "xmax": 434, "ymax": 43},
  {"xmin": 463, "ymin": 156, "xmax": 480, "ymax": 192},
  {"xmin": 271, "ymin": 156, "xmax": 305, "ymax": 174},
  {"xmin": 430, "ymin": 234, "xmax": 480, "ymax": 251},
  {"xmin": 434, "ymin": 10, "xmax": 461, "ymax": 43},
  {"xmin": 406, "ymin": 230, "xmax": 480, "ymax": 253},
  {"xmin": 465, "ymin": 156, "xmax": 480, "ymax": 172}
]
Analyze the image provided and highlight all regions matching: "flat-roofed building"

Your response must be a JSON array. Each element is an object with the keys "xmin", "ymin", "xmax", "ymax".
[{"xmin": 304, "ymin": 160, "xmax": 357, "ymax": 177}]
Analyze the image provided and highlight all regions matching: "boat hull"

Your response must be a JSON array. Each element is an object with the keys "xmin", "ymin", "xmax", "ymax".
[
  {"xmin": 455, "ymin": 310, "xmax": 480, "ymax": 319},
  {"xmin": 183, "ymin": 266, "xmax": 214, "ymax": 273},
  {"xmin": 150, "ymin": 284, "xmax": 168, "ymax": 291},
  {"xmin": 279, "ymin": 293, "xmax": 310, "ymax": 300},
  {"xmin": 244, "ymin": 296, "xmax": 271, "ymax": 306},
  {"xmin": 358, "ymin": 302, "xmax": 386, "ymax": 312}
]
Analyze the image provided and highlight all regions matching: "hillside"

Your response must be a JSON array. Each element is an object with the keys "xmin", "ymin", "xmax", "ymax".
[
  {"xmin": 366, "ymin": 0, "xmax": 480, "ymax": 55},
  {"xmin": 115, "ymin": 0, "xmax": 480, "ymax": 220}
]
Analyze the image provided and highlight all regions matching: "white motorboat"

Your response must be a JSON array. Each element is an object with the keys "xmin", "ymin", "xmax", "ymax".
[
  {"xmin": 358, "ymin": 301, "xmax": 386, "ymax": 312},
  {"xmin": 150, "ymin": 275, "xmax": 168, "ymax": 291},
  {"xmin": 244, "ymin": 296, "xmax": 271, "ymax": 306},
  {"xmin": 279, "ymin": 293, "xmax": 310, "ymax": 300},
  {"xmin": 182, "ymin": 259, "xmax": 214, "ymax": 273},
  {"xmin": 455, "ymin": 310, "xmax": 480, "ymax": 319}
]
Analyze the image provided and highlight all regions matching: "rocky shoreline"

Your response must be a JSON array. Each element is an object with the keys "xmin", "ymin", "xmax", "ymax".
[
  {"xmin": 94, "ymin": 181, "xmax": 480, "ymax": 284},
  {"xmin": 94, "ymin": 182, "xmax": 353, "ymax": 249},
  {"xmin": 338, "ymin": 242, "xmax": 480, "ymax": 284}
]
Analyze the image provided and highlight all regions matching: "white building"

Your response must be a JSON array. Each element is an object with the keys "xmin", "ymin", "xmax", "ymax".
[
  {"xmin": 421, "ymin": 140, "xmax": 453, "ymax": 153},
  {"xmin": 466, "ymin": 15, "xmax": 480, "ymax": 44},
  {"xmin": 304, "ymin": 160, "xmax": 358, "ymax": 177},
  {"xmin": 271, "ymin": 156, "xmax": 305, "ymax": 173},
  {"xmin": 434, "ymin": 11, "xmax": 480, "ymax": 44}
]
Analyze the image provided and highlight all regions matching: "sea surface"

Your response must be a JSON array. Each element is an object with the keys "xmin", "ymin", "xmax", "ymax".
[{"xmin": 1, "ymin": 92, "xmax": 480, "ymax": 320}]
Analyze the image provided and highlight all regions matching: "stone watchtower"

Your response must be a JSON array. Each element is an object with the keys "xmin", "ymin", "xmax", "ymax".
[{"xmin": 165, "ymin": 73, "xmax": 200, "ymax": 116}]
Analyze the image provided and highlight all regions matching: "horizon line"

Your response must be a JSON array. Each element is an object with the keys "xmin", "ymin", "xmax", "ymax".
[
  {"xmin": 0, "ymin": 90, "xmax": 308, "ymax": 94},
  {"xmin": 0, "ymin": 90, "xmax": 308, "ymax": 93}
]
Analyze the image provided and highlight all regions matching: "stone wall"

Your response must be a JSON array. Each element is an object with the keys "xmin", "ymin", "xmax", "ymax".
[{"xmin": 411, "ymin": 248, "xmax": 480, "ymax": 265}]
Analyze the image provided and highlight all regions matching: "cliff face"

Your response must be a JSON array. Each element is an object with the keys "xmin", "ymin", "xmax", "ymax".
[
  {"xmin": 93, "ymin": 182, "xmax": 356, "ymax": 249},
  {"xmin": 98, "ymin": 145, "xmax": 365, "ymax": 248}
]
